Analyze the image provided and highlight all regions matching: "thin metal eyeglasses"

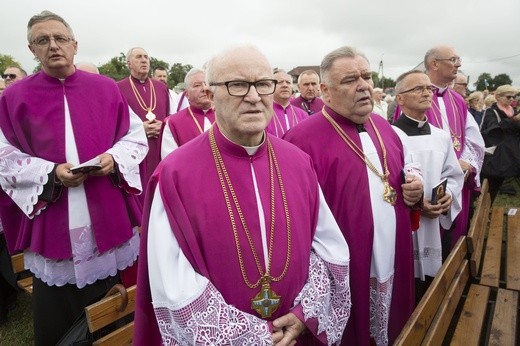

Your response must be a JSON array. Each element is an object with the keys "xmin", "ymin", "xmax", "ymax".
[
  {"xmin": 436, "ymin": 56, "xmax": 462, "ymax": 64},
  {"xmin": 31, "ymin": 35, "xmax": 74, "ymax": 47},
  {"xmin": 398, "ymin": 85, "xmax": 434, "ymax": 95},
  {"xmin": 209, "ymin": 79, "xmax": 277, "ymax": 96}
]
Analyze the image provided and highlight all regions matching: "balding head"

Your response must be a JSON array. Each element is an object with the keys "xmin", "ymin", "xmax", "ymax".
[
  {"xmin": 76, "ymin": 62, "xmax": 99, "ymax": 74},
  {"xmin": 424, "ymin": 45, "xmax": 461, "ymax": 87},
  {"xmin": 206, "ymin": 45, "xmax": 274, "ymax": 146}
]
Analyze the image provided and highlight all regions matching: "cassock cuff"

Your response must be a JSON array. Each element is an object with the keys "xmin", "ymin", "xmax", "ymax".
[{"xmin": 39, "ymin": 164, "xmax": 63, "ymax": 203}]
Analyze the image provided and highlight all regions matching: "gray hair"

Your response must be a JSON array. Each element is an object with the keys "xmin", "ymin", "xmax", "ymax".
[
  {"xmin": 126, "ymin": 47, "xmax": 148, "ymax": 64},
  {"xmin": 76, "ymin": 62, "xmax": 99, "ymax": 74},
  {"xmin": 424, "ymin": 47, "xmax": 443, "ymax": 71},
  {"xmin": 184, "ymin": 68, "xmax": 205, "ymax": 87},
  {"xmin": 320, "ymin": 46, "xmax": 368, "ymax": 85},
  {"xmin": 27, "ymin": 10, "xmax": 75, "ymax": 43},
  {"xmin": 297, "ymin": 70, "xmax": 319, "ymax": 85},
  {"xmin": 4, "ymin": 65, "xmax": 27, "ymax": 77},
  {"xmin": 395, "ymin": 70, "xmax": 426, "ymax": 94}
]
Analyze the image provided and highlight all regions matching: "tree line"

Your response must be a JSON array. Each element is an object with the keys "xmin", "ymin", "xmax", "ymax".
[{"xmin": 0, "ymin": 53, "xmax": 514, "ymax": 92}]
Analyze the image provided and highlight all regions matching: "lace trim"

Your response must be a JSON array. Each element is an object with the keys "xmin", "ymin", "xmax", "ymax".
[
  {"xmin": 369, "ymin": 276, "xmax": 393, "ymax": 346},
  {"xmin": 154, "ymin": 283, "xmax": 272, "ymax": 345},
  {"xmin": 413, "ymin": 246, "xmax": 442, "ymax": 262},
  {"xmin": 25, "ymin": 226, "xmax": 139, "ymax": 288},
  {"xmin": 294, "ymin": 251, "xmax": 351, "ymax": 345},
  {"xmin": 0, "ymin": 144, "xmax": 54, "ymax": 218},
  {"xmin": 106, "ymin": 135, "xmax": 148, "ymax": 192}
]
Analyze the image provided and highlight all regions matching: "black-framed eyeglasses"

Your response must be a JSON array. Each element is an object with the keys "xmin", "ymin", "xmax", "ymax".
[
  {"xmin": 503, "ymin": 95, "xmax": 516, "ymax": 100},
  {"xmin": 31, "ymin": 35, "xmax": 74, "ymax": 47},
  {"xmin": 2, "ymin": 74, "xmax": 17, "ymax": 79},
  {"xmin": 209, "ymin": 79, "xmax": 277, "ymax": 96},
  {"xmin": 436, "ymin": 56, "xmax": 462, "ymax": 64},
  {"xmin": 398, "ymin": 85, "xmax": 434, "ymax": 95}
]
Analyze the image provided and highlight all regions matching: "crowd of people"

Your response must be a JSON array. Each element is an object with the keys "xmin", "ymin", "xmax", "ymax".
[{"xmin": 0, "ymin": 8, "xmax": 518, "ymax": 346}]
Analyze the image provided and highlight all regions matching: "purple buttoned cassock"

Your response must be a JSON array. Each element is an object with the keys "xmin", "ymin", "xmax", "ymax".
[
  {"xmin": 266, "ymin": 102, "xmax": 308, "ymax": 138},
  {"xmin": 166, "ymin": 105, "xmax": 215, "ymax": 146},
  {"xmin": 0, "ymin": 70, "xmax": 141, "ymax": 259},
  {"xmin": 290, "ymin": 95, "xmax": 324, "ymax": 115},
  {"xmin": 394, "ymin": 88, "xmax": 474, "ymax": 248},
  {"xmin": 118, "ymin": 76, "xmax": 170, "ymax": 187},
  {"xmin": 285, "ymin": 106, "xmax": 414, "ymax": 345}
]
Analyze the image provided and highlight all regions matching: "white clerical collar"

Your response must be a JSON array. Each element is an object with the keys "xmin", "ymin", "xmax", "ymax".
[
  {"xmin": 219, "ymin": 129, "xmax": 265, "ymax": 155},
  {"xmin": 404, "ymin": 114, "xmax": 428, "ymax": 128},
  {"xmin": 243, "ymin": 135, "xmax": 265, "ymax": 155},
  {"xmin": 432, "ymin": 83, "xmax": 448, "ymax": 95}
]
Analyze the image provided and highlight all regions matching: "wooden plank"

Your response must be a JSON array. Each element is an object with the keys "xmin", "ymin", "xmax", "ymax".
[
  {"xmin": 507, "ymin": 210, "xmax": 520, "ymax": 290},
  {"xmin": 17, "ymin": 276, "xmax": 33, "ymax": 294},
  {"xmin": 451, "ymin": 284, "xmax": 490, "ymax": 345},
  {"xmin": 467, "ymin": 179, "xmax": 489, "ymax": 254},
  {"xmin": 93, "ymin": 321, "xmax": 134, "ymax": 346},
  {"xmin": 480, "ymin": 207, "xmax": 504, "ymax": 287},
  {"xmin": 470, "ymin": 191, "xmax": 491, "ymax": 277},
  {"xmin": 11, "ymin": 253, "xmax": 25, "ymax": 273},
  {"xmin": 393, "ymin": 236, "xmax": 467, "ymax": 345},
  {"xmin": 423, "ymin": 260, "xmax": 470, "ymax": 345},
  {"xmin": 85, "ymin": 285, "xmax": 136, "ymax": 333},
  {"xmin": 488, "ymin": 288, "xmax": 518, "ymax": 346}
]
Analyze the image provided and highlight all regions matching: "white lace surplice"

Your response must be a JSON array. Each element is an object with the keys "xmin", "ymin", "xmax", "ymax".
[
  {"xmin": 148, "ymin": 170, "xmax": 351, "ymax": 346},
  {"xmin": 0, "ymin": 99, "xmax": 148, "ymax": 288}
]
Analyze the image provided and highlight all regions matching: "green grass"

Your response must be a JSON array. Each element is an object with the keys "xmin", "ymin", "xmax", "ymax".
[{"xmin": 0, "ymin": 292, "xmax": 33, "ymax": 345}]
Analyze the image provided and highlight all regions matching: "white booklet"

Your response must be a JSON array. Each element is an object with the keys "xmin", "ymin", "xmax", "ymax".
[{"xmin": 70, "ymin": 157, "xmax": 102, "ymax": 174}]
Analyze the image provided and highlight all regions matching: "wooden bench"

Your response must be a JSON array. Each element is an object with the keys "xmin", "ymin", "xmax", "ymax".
[
  {"xmin": 85, "ymin": 284, "xmax": 136, "ymax": 345},
  {"xmin": 10, "ymin": 252, "xmax": 33, "ymax": 294},
  {"xmin": 395, "ymin": 181, "xmax": 519, "ymax": 345}
]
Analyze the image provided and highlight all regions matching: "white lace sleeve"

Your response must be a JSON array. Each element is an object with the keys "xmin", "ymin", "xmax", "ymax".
[
  {"xmin": 292, "ymin": 188, "xmax": 351, "ymax": 345},
  {"xmin": 106, "ymin": 108, "xmax": 148, "ymax": 191},
  {"xmin": 0, "ymin": 128, "xmax": 54, "ymax": 218},
  {"xmin": 147, "ymin": 184, "xmax": 272, "ymax": 345},
  {"xmin": 161, "ymin": 119, "xmax": 179, "ymax": 160},
  {"xmin": 460, "ymin": 111, "xmax": 485, "ymax": 186}
]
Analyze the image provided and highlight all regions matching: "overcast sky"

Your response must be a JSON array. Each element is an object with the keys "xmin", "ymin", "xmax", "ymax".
[{"xmin": 3, "ymin": 0, "xmax": 520, "ymax": 87}]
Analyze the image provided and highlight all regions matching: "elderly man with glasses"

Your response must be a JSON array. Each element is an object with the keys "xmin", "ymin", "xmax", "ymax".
[
  {"xmin": 2, "ymin": 65, "xmax": 27, "ymax": 88},
  {"xmin": 394, "ymin": 45, "xmax": 484, "ymax": 253},
  {"xmin": 392, "ymin": 70, "xmax": 464, "ymax": 303},
  {"xmin": 134, "ymin": 45, "xmax": 352, "ymax": 346},
  {"xmin": 0, "ymin": 10, "xmax": 148, "ymax": 344}
]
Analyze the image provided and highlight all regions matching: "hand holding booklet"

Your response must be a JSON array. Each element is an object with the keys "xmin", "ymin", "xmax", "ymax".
[
  {"xmin": 70, "ymin": 157, "xmax": 102, "ymax": 174},
  {"xmin": 431, "ymin": 178, "xmax": 447, "ymax": 205}
]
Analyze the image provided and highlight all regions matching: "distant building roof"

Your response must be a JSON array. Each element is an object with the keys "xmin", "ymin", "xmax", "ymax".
[{"xmin": 287, "ymin": 66, "xmax": 320, "ymax": 77}]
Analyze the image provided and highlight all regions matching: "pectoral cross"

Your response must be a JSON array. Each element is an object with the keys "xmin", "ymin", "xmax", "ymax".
[{"xmin": 251, "ymin": 280, "xmax": 281, "ymax": 318}]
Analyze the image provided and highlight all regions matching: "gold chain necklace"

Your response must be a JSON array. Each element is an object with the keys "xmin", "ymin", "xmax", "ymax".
[
  {"xmin": 322, "ymin": 108, "xmax": 397, "ymax": 205},
  {"xmin": 209, "ymin": 127, "xmax": 291, "ymax": 318},
  {"xmin": 430, "ymin": 91, "xmax": 461, "ymax": 151},
  {"xmin": 129, "ymin": 77, "xmax": 157, "ymax": 121},
  {"xmin": 187, "ymin": 106, "xmax": 204, "ymax": 134}
]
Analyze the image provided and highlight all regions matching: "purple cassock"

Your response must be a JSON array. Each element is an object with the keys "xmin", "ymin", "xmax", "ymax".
[
  {"xmin": 0, "ymin": 70, "xmax": 142, "ymax": 259},
  {"xmin": 290, "ymin": 95, "xmax": 324, "ymax": 115},
  {"xmin": 167, "ymin": 106, "xmax": 215, "ymax": 146},
  {"xmin": 285, "ymin": 106, "xmax": 415, "ymax": 345},
  {"xmin": 394, "ymin": 87, "xmax": 485, "ymax": 248},
  {"xmin": 118, "ymin": 76, "xmax": 170, "ymax": 187},
  {"xmin": 266, "ymin": 102, "xmax": 308, "ymax": 138},
  {"xmin": 134, "ymin": 124, "xmax": 351, "ymax": 345}
]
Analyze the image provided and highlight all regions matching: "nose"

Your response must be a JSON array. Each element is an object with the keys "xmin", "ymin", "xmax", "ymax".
[{"xmin": 244, "ymin": 84, "xmax": 262, "ymax": 102}]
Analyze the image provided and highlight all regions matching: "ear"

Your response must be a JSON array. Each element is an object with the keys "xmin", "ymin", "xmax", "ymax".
[
  {"xmin": 396, "ymin": 94, "xmax": 405, "ymax": 106},
  {"xmin": 28, "ymin": 44, "xmax": 37, "ymax": 57},
  {"xmin": 206, "ymin": 88, "xmax": 214, "ymax": 103},
  {"xmin": 320, "ymin": 83, "xmax": 331, "ymax": 104},
  {"xmin": 73, "ymin": 40, "xmax": 78, "ymax": 55}
]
